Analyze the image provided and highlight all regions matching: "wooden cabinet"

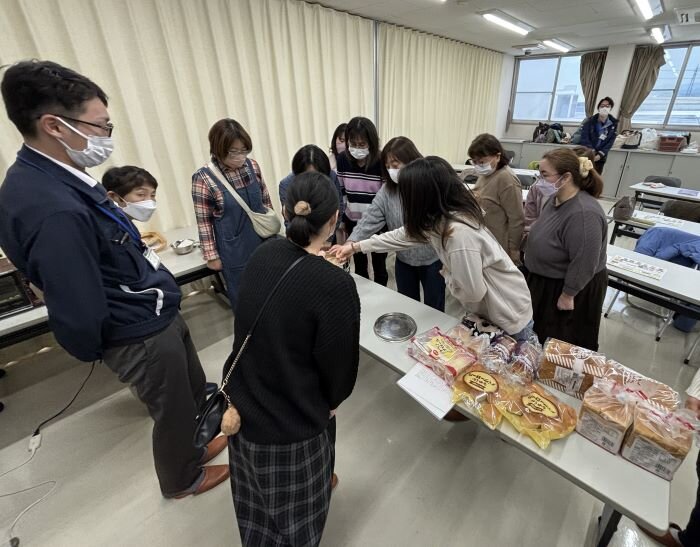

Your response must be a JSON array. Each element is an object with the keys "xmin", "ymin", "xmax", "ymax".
[{"xmin": 670, "ymin": 155, "xmax": 700, "ymax": 191}]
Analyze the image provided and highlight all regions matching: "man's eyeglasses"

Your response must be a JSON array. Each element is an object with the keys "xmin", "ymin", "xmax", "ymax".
[
  {"xmin": 227, "ymin": 149, "xmax": 250, "ymax": 157},
  {"xmin": 48, "ymin": 114, "xmax": 114, "ymax": 137}
]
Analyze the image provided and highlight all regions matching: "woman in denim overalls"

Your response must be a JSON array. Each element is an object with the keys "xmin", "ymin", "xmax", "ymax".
[{"xmin": 192, "ymin": 119, "xmax": 274, "ymax": 308}]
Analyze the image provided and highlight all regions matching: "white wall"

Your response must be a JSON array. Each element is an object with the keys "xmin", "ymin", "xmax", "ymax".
[
  {"xmin": 596, "ymin": 45, "xmax": 635, "ymax": 117},
  {"xmin": 494, "ymin": 54, "xmax": 515, "ymax": 138}
]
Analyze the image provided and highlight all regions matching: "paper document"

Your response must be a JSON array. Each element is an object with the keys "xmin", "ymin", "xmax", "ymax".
[
  {"xmin": 397, "ymin": 364, "xmax": 454, "ymax": 420},
  {"xmin": 633, "ymin": 211, "xmax": 685, "ymax": 227},
  {"xmin": 607, "ymin": 255, "xmax": 667, "ymax": 281}
]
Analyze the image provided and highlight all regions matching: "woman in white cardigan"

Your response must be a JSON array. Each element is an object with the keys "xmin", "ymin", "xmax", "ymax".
[{"xmin": 332, "ymin": 156, "xmax": 533, "ymax": 339}]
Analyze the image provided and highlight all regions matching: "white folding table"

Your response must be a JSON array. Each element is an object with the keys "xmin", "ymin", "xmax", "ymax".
[
  {"xmin": 608, "ymin": 210, "xmax": 700, "ymax": 244},
  {"xmin": 630, "ymin": 182, "xmax": 700, "ymax": 209},
  {"xmin": 0, "ymin": 227, "xmax": 213, "ymax": 349},
  {"xmin": 353, "ymin": 274, "xmax": 670, "ymax": 547}
]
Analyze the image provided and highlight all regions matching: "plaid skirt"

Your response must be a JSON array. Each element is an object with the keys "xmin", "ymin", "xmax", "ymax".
[{"xmin": 228, "ymin": 420, "xmax": 335, "ymax": 547}]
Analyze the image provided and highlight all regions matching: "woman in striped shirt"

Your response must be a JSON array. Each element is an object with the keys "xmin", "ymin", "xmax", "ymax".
[{"xmin": 336, "ymin": 117, "xmax": 387, "ymax": 286}]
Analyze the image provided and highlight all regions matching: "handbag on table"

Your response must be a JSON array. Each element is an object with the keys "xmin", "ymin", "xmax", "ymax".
[{"xmin": 194, "ymin": 254, "xmax": 307, "ymax": 448}]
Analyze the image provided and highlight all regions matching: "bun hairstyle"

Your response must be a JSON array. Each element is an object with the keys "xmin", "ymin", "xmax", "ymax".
[
  {"xmin": 285, "ymin": 171, "xmax": 339, "ymax": 248},
  {"xmin": 542, "ymin": 148, "xmax": 603, "ymax": 198}
]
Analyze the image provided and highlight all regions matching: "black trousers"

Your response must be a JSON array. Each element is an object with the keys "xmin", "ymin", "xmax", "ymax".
[
  {"xmin": 103, "ymin": 313, "xmax": 207, "ymax": 495},
  {"xmin": 594, "ymin": 158, "xmax": 606, "ymax": 174},
  {"xmin": 679, "ymin": 452, "xmax": 700, "ymax": 546},
  {"xmin": 526, "ymin": 268, "xmax": 608, "ymax": 351}
]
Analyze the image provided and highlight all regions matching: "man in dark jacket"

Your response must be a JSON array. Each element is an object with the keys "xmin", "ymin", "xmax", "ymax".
[
  {"xmin": 0, "ymin": 60, "xmax": 228, "ymax": 498},
  {"xmin": 580, "ymin": 96, "xmax": 618, "ymax": 174}
]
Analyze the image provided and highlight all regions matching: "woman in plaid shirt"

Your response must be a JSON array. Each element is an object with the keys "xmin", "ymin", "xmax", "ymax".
[{"xmin": 191, "ymin": 119, "xmax": 273, "ymax": 307}]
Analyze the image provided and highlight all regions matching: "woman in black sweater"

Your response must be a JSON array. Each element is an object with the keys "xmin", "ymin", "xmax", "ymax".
[{"xmin": 226, "ymin": 171, "xmax": 360, "ymax": 547}]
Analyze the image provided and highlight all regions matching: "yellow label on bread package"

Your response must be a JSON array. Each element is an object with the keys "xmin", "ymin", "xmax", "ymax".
[
  {"xmin": 463, "ymin": 371, "xmax": 499, "ymax": 393},
  {"xmin": 427, "ymin": 336, "xmax": 457, "ymax": 360},
  {"xmin": 522, "ymin": 392, "xmax": 559, "ymax": 418}
]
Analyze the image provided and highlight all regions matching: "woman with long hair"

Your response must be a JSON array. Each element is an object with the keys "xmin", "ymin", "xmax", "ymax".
[
  {"xmin": 333, "ymin": 156, "xmax": 532, "ymax": 338},
  {"xmin": 345, "ymin": 137, "xmax": 445, "ymax": 311}
]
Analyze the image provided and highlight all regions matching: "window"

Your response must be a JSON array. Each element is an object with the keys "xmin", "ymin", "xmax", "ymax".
[
  {"xmin": 511, "ymin": 55, "xmax": 586, "ymax": 122},
  {"xmin": 633, "ymin": 45, "xmax": 700, "ymax": 128}
]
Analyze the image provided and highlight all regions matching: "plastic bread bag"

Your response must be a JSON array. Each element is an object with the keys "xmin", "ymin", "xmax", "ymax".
[
  {"xmin": 538, "ymin": 338, "xmax": 610, "ymax": 398},
  {"xmin": 408, "ymin": 327, "xmax": 477, "ymax": 386},
  {"xmin": 494, "ymin": 382, "xmax": 577, "ymax": 449},
  {"xmin": 606, "ymin": 359, "xmax": 680, "ymax": 411},
  {"xmin": 577, "ymin": 379, "xmax": 634, "ymax": 454},
  {"xmin": 461, "ymin": 313, "xmax": 503, "ymax": 341},
  {"xmin": 445, "ymin": 324, "xmax": 491, "ymax": 357},
  {"xmin": 504, "ymin": 337, "xmax": 543, "ymax": 384},
  {"xmin": 452, "ymin": 362, "xmax": 515, "ymax": 429},
  {"xmin": 621, "ymin": 403, "xmax": 699, "ymax": 480},
  {"xmin": 481, "ymin": 335, "xmax": 517, "ymax": 369}
]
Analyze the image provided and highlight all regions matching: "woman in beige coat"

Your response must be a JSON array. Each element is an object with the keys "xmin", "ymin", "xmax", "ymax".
[{"xmin": 468, "ymin": 133, "xmax": 524, "ymax": 264}]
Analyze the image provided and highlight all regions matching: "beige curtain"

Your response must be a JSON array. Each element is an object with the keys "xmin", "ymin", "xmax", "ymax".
[
  {"xmin": 618, "ymin": 45, "xmax": 666, "ymax": 132},
  {"xmin": 0, "ymin": 0, "xmax": 374, "ymax": 231},
  {"xmin": 580, "ymin": 51, "xmax": 607, "ymax": 117},
  {"xmin": 379, "ymin": 24, "xmax": 503, "ymax": 163}
]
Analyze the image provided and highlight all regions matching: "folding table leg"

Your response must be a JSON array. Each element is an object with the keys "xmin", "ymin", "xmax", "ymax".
[
  {"xmin": 604, "ymin": 290, "xmax": 620, "ymax": 318},
  {"xmin": 685, "ymin": 333, "xmax": 700, "ymax": 365},
  {"xmin": 655, "ymin": 312, "xmax": 674, "ymax": 342},
  {"xmin": 596, "ymin": 504, "xmax": 622, "ymax": 547}
]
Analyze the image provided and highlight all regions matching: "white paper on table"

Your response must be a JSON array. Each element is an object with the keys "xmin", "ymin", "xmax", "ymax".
[
  {"xmin": 633, "ymin": 211, "xmax": 685, "ymax": 227},
  {"xmin": 607, "ymin": 255, "xmax": 667, "ymax": 281},
  {"xmin": 397, "ymin": 364, "xmax": 454, "ymax": 420}
]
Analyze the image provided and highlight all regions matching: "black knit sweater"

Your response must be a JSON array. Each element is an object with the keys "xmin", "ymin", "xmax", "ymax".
[{"xmin": 225, "ymin": 238, "xmax": 361, "ymax": 444}]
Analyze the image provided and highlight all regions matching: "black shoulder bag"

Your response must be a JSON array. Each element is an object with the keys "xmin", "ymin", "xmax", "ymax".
[{"xmin": 194, "ymin": 254, "xmax": 307, "ymax": 448}]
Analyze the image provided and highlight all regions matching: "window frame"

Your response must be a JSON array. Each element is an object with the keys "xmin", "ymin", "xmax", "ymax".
[
  {"xmin": 631, "ymin": 42, "xmax": 700, "ymax": 131},
  {"xmin": 508, "ymin": 53, "xmax": 589, "ymax": 125}
]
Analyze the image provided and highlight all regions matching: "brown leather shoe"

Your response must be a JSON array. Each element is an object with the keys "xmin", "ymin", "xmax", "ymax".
[
  {"xmin": 331, "ymin": 473, "xmax": 339, "ymax": 490},
  {"xmin": 200, "ymin": 435, "xmax": 228, "ymax": 465},
  {"xmin": 639, "ymin": 523, "xmax": 682, "ymax": 547},
  {"xmin": 172, "ymin": 465, "xmax": 230, "ymax": 499}
]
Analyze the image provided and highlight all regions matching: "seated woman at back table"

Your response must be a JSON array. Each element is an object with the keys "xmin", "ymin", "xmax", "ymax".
[
  {"xmin": 332, "ymin": 156, "xmax": 533, "ymax": 340},
  {"xmin": 524, "ymin": 148, "xmax": 607, "ymax": 351}
]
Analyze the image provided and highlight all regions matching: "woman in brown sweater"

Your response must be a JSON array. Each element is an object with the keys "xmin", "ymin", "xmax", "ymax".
[{"xmin": 468, "ymin": 134, "xmax": 524, "ymax": 264}]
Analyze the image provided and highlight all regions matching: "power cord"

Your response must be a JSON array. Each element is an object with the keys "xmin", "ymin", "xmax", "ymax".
[{"xmin": 1, "ymin": 361, "xmax": 96, "ymax": 546}]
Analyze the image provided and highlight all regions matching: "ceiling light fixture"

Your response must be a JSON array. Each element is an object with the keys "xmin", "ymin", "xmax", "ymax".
[
  {"xmin": 650, "ymin": 25, "xmax": 671, "ymax": 43},
  {"xmin": 635, "ymin": 0, "xmax": 664, "ymax": 20},
  {"xmin": 543, "ymin": 39, "xmax": 571, "ymax": 53},
  {"xmin": 481, "ymin": 10, "xmax": 533, "ymax": 36}
]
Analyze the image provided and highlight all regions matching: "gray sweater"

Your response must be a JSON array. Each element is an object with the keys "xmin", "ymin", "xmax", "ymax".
[
  {"xmin": 524, "ymin": 191, "xmax": 607, "ymax": 296},
  {"xmin": 347, "ymin": 185, "xmax": 439, "ymax": 267}
]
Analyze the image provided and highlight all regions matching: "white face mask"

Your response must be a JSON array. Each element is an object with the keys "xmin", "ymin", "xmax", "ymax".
[
  {"xmin": 598, "ymin": 107, "xmax": 611, "ymax": 117},
  {"xmin": 123, "ymin": 200, "xmax": 156, "ymax": 222},
  {"xmin": 388, "ymin": 168, "xmax": 401, "ymax": 183},
  {"xmin": 551, "ymin": 175, "xmax": 565, "ymax": 191},
  {"xmin": 349, "ymin": 147, "xmax": 370, "ymax": 160},
  {"xmin": 474, "ymin": 162, "xmax": 495, "ymax": 176},
  {"xmin": 55, "ymin": 117, "xmax": 114, "ymax": 168}
]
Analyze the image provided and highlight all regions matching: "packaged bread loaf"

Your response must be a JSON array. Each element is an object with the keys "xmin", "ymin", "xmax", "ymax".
[
  {"xmin": 621, "ymin": 404, "xmax": 697, "ymax": 480},
  {"xmin": 538, "ymin": 338, "xmax": 610, "ymax": 398},
  {"xmin": 505, "ymin": 340, "xmax": 542, "ymax": 384},
  {"xmin": 408, "ymin": 327, "xmax": 477, "ymax": 386},
  {"xmin": 494, "ymin": 382, "xmax": 577, "ymax": 449},
  {"xmin": 606, "ymin": 360, "xmax": 680, "ymax": 411},
  {"xmin": 445, "ymin": 324, "xmax": 490, "ymax": 357},
  {"xmin": 577, "ymin": 379, "xmax": 634, "ymax": 454},
  {"xmin": 452, "ymin": 362, "xmax": 516, "ymax": 429},
  {"xmin": 481, "ymin": 335, "xmax": 517, "ymax": 368}
]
